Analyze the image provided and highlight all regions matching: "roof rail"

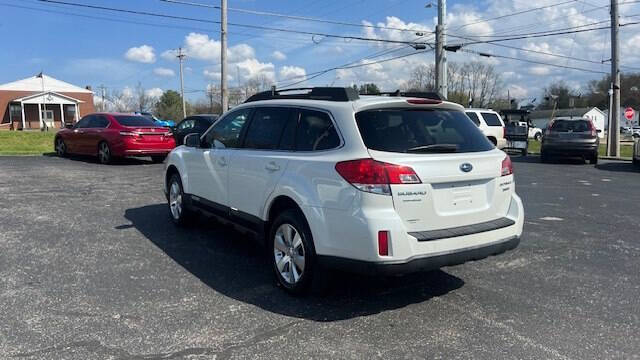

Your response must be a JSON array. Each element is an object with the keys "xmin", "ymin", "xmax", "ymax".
[
  {"xmin": 244, "ymin": 87, "xmax": 360, "ymax": 103},
  {"xmin": 377, "ymin": 90, "xmax": 444, "ymax": 101}
]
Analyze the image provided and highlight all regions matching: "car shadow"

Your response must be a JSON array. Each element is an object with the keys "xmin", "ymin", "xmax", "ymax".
[
  {"xmin": 122, "ymin": 204, "xmax": 465, "ymax": 322},
  {"xmin": 44, "ymin": 153, "xmax": 155, "ymax": 165},
  {"xmin": 596, "ymin": 162, "xmax": 640, "ymax": 173}
]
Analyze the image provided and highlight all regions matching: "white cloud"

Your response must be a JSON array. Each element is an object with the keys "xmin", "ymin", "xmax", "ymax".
[
  {"xmin": 279, "ymin": 66, "xmax": 306, "ymax": 81},
  {"xmin": 529, "ymin": 66, "xmax": 551, "ymax": 76},
  {"xmin": 161, "ymin": 49, "xmax": 177, "ymax": 61},
  {"xmin": 124, "ymin": 45, "xmax": 156, "ymax": 64},
  {"xmin": 145, "ymin": 88, "xmax": 164, "ymax": 98},
  {"xmin": 153, "ymin": 67, "xmax": 175, "ymax": 77},
  {"xmin": 507, "ymin": 84, "xmax": 529, "ymax": 99},
  {"xmin": 271, "ymin": 51, "xmax": 287, "ymax": 61},
  {"xmin": 236, "ymin": 58, "xmax": 276, "ymax": 82},
  {"xmin": 181, "ymin": 33, "xmax": 255, "ymax": 63}
]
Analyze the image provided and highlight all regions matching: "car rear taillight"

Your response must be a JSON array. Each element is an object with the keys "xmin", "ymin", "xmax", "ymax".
[
  {"xmin": 406, "ymin": 98, "xmax": 442, "ymax": 105},
  {"xmin": 589, "ymin": 121, "xmax": 597, "ymax": 137},
  {"xmin": 501, "ymin": 156, "xmax": 513, "ymax": 176},
  {"xmin": 119, "ymin": 131, "xmax": 139, "ymax": 137},
  {"xmin": 335, "ymin": 159, "xmax": 421, "ymax": 195},
  {"xmin": 378, "ymin": 231, "xmax": 389, "ymax": 256}
]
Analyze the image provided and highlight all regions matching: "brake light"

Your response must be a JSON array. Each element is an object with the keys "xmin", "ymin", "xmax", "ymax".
[
  {"xmin": 119, "ymin": 131, "xmax": 139, "ymax": 137},
  {"xmin": 589, "ymin": 121, "xmax": 597, "ymax": 137},
  {"xmin": 501, "ymin": 156, "xmax": 513, "ymax": 176},
  {"xmin": 378, "ymin": 231, "xmax": 389, "ymax": 256},
  {"xmin": 406, "ymin": 98, "xmax": 442, "ymax": 105},
  {"xmin": 335, "ymin": 159, "xmax": 421, "ymax": 195}
]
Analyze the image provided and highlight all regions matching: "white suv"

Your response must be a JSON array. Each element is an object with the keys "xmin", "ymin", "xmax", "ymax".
[
  {"xmin": 465, "ymin": 109, "xmax": 507, "ymax": 149},
  {"xmin": 164, "ymin": 88, "xmax": 524, "ymax": 294}
]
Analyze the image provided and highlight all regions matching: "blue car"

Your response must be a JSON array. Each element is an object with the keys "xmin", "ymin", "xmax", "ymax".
[{"xmin": 135, "ymin": 112, "xmax": 176, "ymax": 128}]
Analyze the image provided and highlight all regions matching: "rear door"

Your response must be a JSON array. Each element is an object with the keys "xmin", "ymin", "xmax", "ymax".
[
  {"xmin": 227, "ymin": 107, "xmax": 293, "ymax": 226},
  {"xmin": 356, "ymin": 108, "xmax": 512, "ymax": 232}
]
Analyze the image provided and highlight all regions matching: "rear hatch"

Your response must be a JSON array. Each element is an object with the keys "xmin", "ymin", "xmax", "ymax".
[
  {"xmin": 546, "ymin": 119, "xmax": 597, "ymax": 145},
  {"xmin": 355, "ymin": 107, "xmax": 513, "ymax": 232}
]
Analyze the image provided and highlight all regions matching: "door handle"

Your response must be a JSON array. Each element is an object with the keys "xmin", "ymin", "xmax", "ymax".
[
  {"xmin": 217, "ymin": 157, "xmax": 227, "ymax": 167},
  {"xmin": 265, "ymin": 162, "xmax": 280, "ymax": 171}
]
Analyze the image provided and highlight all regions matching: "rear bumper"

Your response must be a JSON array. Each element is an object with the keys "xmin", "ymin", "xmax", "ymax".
[
  {"xmin": 318, "ymin": 236, "xmax": 520, "ymax": 275},
  {"xmin": 542, "ymin": 143, "xmax": 598, "ymax": 156},
  {"xmin": 123, "ymin": 148, "xmax": 172, "ymax": 156}
]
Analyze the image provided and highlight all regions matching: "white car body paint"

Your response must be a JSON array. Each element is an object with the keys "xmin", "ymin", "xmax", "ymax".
[
  {"xmin": 465, "ymin": 109, "xmax": 507, "ymax": 149},
  {"xmin": 165, "ymin": 95, "xmax": 524, "ymax": 266}
]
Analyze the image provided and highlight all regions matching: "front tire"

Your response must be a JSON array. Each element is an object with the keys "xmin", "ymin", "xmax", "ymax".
[
  {"xmin": 98, "ymin": 141, "xmax": 112, "ymax": 164},
  {"xmin": 270, "ymin": 210, "xmax": 317, "ymax": 295},
  {"xmin": 167, "ymin": 173, "xmax": 193, "ymax": 226},
  {"xmin": 55, "ymin": 137, "xmax": 67, "ymax": 157}
]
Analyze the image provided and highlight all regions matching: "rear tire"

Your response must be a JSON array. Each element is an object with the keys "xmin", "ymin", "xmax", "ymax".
[
  {"xmin": 167, "ymin": 173, "xmax": 193, "ymax": 226},
  {"xmin": 270, "ymin": 209, "xmax": 318, "ymax": 295},
  {"xmin": 633, "ymin": 156, "xmax": 640, "ymax": 167},
  {"xmin": 151, "ymin": 155, "xmax": 166, "ymax": 163},
  {"xmin": 55, "ymin": 137, "xmax": 67, "ymax": 157},
  {"xmin": 589, "ymin": 153, "xmax": 598, "ymax": 165},
  {"xmin": 521, "ymin": 148, "xmax": 527, "ymax": 156},
  {"xmin": 541, "ymin": 150, "xmax": 549, "ymax": 163},
  {"xmin": 97, "ymin": 141, "xmax": 112, "ymax": 164}
]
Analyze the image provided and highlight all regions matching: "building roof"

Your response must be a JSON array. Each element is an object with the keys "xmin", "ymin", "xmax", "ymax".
[
  {"xmin": 530, "ymin": 107, "xmax": 604, "ymax": 120},
  {"xmin": 0, "ymin": 74, "xmax": 92, "ymax": 94}
]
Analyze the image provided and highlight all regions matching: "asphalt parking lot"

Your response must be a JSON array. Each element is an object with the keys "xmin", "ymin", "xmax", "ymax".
[{"xmin": 1, "ymin": 155, "xmax": 639, "ymax": 359}]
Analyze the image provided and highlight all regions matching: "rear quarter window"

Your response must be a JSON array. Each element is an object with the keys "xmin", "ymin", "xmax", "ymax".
[
  {"xmin": 356, "ymin": 109, "xmax": 493, "ymax": 153},
  {"xmin": 480, "ymin": 112, "xmax": 504, "ymax": 127},
  {"xmin": 465, "ymin": 112, "xmax": 481, "ymax": 126}
]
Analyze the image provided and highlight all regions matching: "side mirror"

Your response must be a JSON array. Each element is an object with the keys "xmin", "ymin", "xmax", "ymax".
[
  {"xmin": 184, "ymin": 133, "xmax": 201, "ymax": 148},
  {"xmin": 213, "ymin": 139, "xmax": 226, "ymax": 149},
  {"xmin": 65, "ymin": 124, "xmax": 74, "ymax": 129}
]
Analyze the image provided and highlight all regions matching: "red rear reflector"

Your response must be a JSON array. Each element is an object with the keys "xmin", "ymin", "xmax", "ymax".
[
  {"xmin": 378, "ymin": 231, "xmax": 389, "ymax": 256},
  {"xmin": 501, "ymin": 156, "xmax": 513, "ymax": 176},
  {"xmin": 406, "ymin": 98, "xmax": 442, "ymax": 105}
]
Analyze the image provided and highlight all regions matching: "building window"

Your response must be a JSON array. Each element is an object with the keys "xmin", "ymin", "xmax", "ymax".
[
  {"xmin": 9, "ymin": 104, "xmax": 21, "ymax": 122},
  {"xmin": 66, "ymin": 106, "xmax": 76, "ymax": 121}
]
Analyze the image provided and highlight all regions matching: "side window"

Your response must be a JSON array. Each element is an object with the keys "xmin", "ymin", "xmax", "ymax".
[
  {"xmin": 203, "ymin": 108, "xmax": 251, "ymax": 148},
  {"xmin": 75, "ymin": 116, "xmax": 91, "ymax": 128},
  {"xmin": 243, "ymin": 107, "xmax": 291, "ymax": 150},
  {"xmin": 278, "ymin": 111, "xmax": 298, "ymax": 150},
  {"xmin": 296, "ymin": 109, "xmax": 340, "ymax": 151},
  {"xmin": 481, "ymin": 112, "xmax": 503, "ymax": 127},
  {"xmin": 89, "ymin": 115, "xmax": 109, "ymax": 128},
  {"xmin": 177, "ymin": 119, "xmax": 195, "ymax": 131},
  {"xmin": 466, "ymin": 112, "xmax": 481, "ymax": 126}
]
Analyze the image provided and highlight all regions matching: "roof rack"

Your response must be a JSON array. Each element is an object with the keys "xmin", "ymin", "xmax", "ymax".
[
  {"xmin": 377, "ymin": 90, "xmax": 445, "ymax": 101},
  {"xmin": 244, "ymin": 87, "xmax": 360, "ymax": 103}
]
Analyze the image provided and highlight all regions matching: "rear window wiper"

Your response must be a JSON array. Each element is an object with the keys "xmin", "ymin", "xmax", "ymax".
[{"xmin": 406, "ymin": 144, "xmax": 459, "ymax": 153}]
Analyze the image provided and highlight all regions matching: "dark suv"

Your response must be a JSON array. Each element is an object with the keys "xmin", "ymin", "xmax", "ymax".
[{"xmin": 541, "ymin": 118, "xmax": 599, "ymax": 164}]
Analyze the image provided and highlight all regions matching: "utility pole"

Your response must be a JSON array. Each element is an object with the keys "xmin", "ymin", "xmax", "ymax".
[
  {"xmin": 221, "ymin": 0, "xmax": 229, "ymax": 112},
  {"xmin": 608, "ymin": 0, "xmax": 620, "ymax": 157},
  {"xmin": 435, "ymin": 0, "xmax": 448, "ymax": 99},
  {"xmin": 208, "ymin": 82, "xmax": 214, "ymax": 113},
  {"xmin": 177, "ymin": 47, "xmax": 187, "ymax": 119}
]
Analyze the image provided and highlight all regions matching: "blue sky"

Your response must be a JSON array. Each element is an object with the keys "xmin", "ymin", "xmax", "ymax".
[{"xmin": 1, "ymin": 0, "xmax": 639, "ymax": 103}]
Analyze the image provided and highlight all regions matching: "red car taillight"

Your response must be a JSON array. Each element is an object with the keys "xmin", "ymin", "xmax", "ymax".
[
  {"xmin": 335, "ymin": 159, "xmax": 421, "ymax": 195},
  {"xmin": 501, "ymin": 156, "xmax": 513, "ymax": 176},
  {"xmin": 119, "ymin": 131, "xmax": 139, "ymax": 137},
  {"xmin": 589, "ymin": 120, "xmax": 597, "ymax": 137}
]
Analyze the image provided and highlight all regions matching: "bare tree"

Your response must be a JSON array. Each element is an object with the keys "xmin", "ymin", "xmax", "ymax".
[{"xmin": 133, "ymin": 82, "xmax": 157, "ymax": 113}]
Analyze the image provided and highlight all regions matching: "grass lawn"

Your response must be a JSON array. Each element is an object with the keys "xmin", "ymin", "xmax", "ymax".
[
  {"xmin": 527, "ymin": 140, "xmax": 633, "ymax": 158},
  {"xmin": 0, "ymin": 131, "xmax": 56, "ymax": 155}
]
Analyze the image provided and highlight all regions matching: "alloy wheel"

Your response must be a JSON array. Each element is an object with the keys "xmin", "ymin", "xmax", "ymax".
[
  {"xmin": 98, "ymin": 143, "xmax": 110, "ymax": 164},
  {"xmin": 169, "ymin": 181, "xmax": 182, "ymax": 220},
  {"xmin": 55, "ymin": 139, "xmax": 65, "ymax": 156},
  {"xmin": 273, "ymin": 223, "xmax": 306, "ymax": 285}
]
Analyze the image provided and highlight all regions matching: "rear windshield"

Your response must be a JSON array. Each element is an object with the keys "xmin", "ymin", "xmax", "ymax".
[
  {"xmin": 114, "ymin": 116, "xmax": 156, "ymax": 127},
  {"xmin": 355, "ymin": 109, "xmax": 494, "ymax": 154},
  {"xmin": 551, "ymin": 120, "xmax": 591, "ymax": 132},
  {"xmin": 481, "ymin": 112, "xmax": 503, "ymax": 126}
]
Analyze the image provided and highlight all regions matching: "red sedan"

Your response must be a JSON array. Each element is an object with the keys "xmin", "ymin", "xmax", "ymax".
[{"xmin": 54, "ymin": 113, "xmax": 176, "ymax": 164}]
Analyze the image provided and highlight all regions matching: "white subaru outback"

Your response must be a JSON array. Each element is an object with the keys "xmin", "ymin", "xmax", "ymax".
[{"xmin": 164, "ymin": 88, "xmax": 524, "ymax": 294}]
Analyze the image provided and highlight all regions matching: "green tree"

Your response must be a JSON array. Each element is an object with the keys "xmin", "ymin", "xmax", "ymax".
[
  {"xmin": 538, "ymin": 81, "xmax": 587, "ymax": 110},
  {"xmin": 358, "ymin": 83, "xmax": 381, "ymax": 94},
  {"xmin": 155, "ymin": 90, "xmax": 186, "ymax": 121}
]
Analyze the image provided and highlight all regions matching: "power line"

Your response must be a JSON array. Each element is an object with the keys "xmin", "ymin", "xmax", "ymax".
[
  {"xmin": 37, "ymin": 0, "xmax": 433, "ymax": 46},
  {"xmin": 453, "ymin": 0, "xmax": 579, "ymax": 31},
  {"xmin": 160, "ymin": 0, "xmax": 432, "ymax": 34},
  {"xmin": 455, "ymin": 48, "xmax": 607, "ymax": 74}
]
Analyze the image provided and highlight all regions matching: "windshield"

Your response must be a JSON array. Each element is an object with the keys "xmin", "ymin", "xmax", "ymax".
[
  {"xmin": 355, "ymin": 109, "xmax": 494, "ymax": 153},
  {"xmin": 114, "ymin": 116, "xmax": 157, "ymax": 127}
]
